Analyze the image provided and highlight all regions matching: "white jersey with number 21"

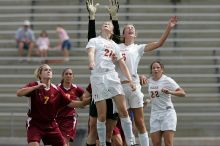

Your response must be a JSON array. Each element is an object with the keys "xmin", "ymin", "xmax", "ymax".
[{"xmin": 86, "ymin": 36, "xmax": 122, "ymax": 74}]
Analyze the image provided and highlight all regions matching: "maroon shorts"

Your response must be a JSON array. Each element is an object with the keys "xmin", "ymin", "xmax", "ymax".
[
  {"xmin": 56, "ymin": 116, "xmax": 77, "ymax": 142},
  {"xmin": 113, "ymin": 120, "xmax": 125, "ymax": 142},
  {"xmin": 113, "ymin": 126, "xmax": 120, "ymax": 135},
  {"xmin": 26, "ymin": 118, "xmax": 65, "ymax": 146}
]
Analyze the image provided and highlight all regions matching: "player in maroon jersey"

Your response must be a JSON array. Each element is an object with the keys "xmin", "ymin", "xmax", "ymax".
[
  {"xmin": 56, "ymin": 68, "xmax": 85, "ymax": 146},
  {"xmin": 16, "ymin": 64, "xmax": 90, "ymax": 146}
]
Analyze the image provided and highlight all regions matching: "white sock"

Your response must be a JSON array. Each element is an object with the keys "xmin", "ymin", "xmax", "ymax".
[
  {"xmin": 132, "ymin": 132, "xmax": 136, "ymax": 144},
  {"xmin": 138, "ymin": 132, "xmax": 149, "ymax": 146},
  {"xmin": 120, "ymin": 117, "xmax": 134, "ymax": 146},
  {"xmin": 97, "ymin": 120, "xmax": 106, "ymax": 146}
]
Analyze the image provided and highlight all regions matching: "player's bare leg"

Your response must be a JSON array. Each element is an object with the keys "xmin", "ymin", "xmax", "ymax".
[
  {"xmin": 163, "ymin": 131, "xmax": 174, "ymax": 146},
  {"xmin": 132, "ymin": 107, "xmax": 149, "ymax": 146},
  {"xmin": 87, "ymin": 116, "xmax": 98, "ymax": 146},
  {"xmin": 113, "ymin": 94, "xmax": 135, "ymax": 146},
  {"xmin": 151, "ymin": 131, "xmax": 162, "ymax": 146}
]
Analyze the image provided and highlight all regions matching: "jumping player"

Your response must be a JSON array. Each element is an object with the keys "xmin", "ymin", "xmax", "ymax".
[
  {"xmin": 86, "ymin": 19, "xmax": 136, "ymax": 146},
  {"xmin": 86, "ymin": 1, "xmax": 158, "ymax": 145}
]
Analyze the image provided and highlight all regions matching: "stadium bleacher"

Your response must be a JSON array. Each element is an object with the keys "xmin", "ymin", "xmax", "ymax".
[{"xmin": 0, "ymin": 0, "xmax": 220, "ymax": 145}]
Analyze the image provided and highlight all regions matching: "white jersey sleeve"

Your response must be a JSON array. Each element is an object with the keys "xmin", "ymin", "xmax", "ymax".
[
  {"xmin": 137, "ymin": 44, "xmax": 145, "ymax": 57},
  {"xmin": 86, "ymin": 37, "xmax": 96, "ymax": 49},
  {"xmin": 165, "ymin": 77, "xmax": 180, "ymax": 91}
]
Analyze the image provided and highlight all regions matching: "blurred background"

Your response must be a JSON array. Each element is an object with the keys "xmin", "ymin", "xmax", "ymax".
[{"xmin": 0, "ymin": 0, "xmax": 220, "ymax": 145}]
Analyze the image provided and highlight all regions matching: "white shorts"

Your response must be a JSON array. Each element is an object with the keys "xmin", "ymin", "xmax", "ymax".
[
  {"xmin": 122, "ymin": 83, "xmax": 144, "ymax": 109},
  {"xmin": 38, "ymin": 45, "xmax": 48, "ymax": 50},
  {"xmin": 90, "ymin": 71, "xmax": 124, "ymax": 102},
  {"xmin": 150, "ymin": 109, "xmax": 177, "ymax": 133}
]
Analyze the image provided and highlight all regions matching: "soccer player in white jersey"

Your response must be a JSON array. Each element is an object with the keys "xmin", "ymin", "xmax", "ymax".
[
  {"xmin": 146, "ymin": 60, "xmax": 186, "ymax": 146},
  {"xmin": 115, "ymin": 16, "xmax": 177, "ymax": 146},
  {"xmin": 86, "ymin": 21, "xmax": 136, "ymax": 146},
  {"xmin": 86, "ymin": 0, "xmax": 177, "ymax": 145}
]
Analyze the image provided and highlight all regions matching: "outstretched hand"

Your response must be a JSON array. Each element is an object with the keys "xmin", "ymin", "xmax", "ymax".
[
  {"xmin": 106, "ymin": 0, "xmax": 119, "ymax": 20},
  {"xmin": 169, "ymin": 16, "xmax": 178, "ymax": 28},
  {"xmin": 86, "ymin": 0, "xmax": 99, "ymax": 20}
]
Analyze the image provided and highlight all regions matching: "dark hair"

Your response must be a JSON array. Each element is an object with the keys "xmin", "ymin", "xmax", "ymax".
[
  {"xmin": 121, "ymin": 24, "xmax": 136, "ymax": 43},
  {"xmin": 57, "ymin": 25, "xmax": 63, "ymax": 28},
  {"xmin": 60, "ymin": 68, "xmax": 74, "ymax": 84},
  {"xmin": 111, "ymin": 34, "xmax": 122, "ymax": 44},
  {"xmin": 40, "ymin": 30, "xmax": 48, "ymax": 37},
  {"xmin": 150, "ymin": 60, "xmax": 164, "ymax": 74}
]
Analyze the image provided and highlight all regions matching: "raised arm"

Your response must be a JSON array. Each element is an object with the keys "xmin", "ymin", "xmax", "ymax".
[
  {"xmin": 107, "ymin": 0, "xmax": 120, "ymax": 43},
  {"xmin": 86, "ymin": 0, "xmax": 99, "ymax": 41},
  {"xmin": 144, "ymin": 16, "xmax": 178, "ymax": 52}
]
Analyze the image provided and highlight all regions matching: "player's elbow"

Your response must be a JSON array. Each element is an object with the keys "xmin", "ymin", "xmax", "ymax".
[
  {"xmin": 156, "ymin": 41, "xmax": 164, "ymax": 48},
  {"xmin": 176, "ymin": 88, "xmax": 186, "ymax": 97},
  {"xmin": 179, "ymin": 90, "xmax": 186, "ymax": 97},
  {"xmin": 16, "ymin": 90, "xmax": 23, "ymax": 97}
]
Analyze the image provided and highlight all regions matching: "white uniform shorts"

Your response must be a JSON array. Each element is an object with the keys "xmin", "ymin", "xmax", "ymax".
[
  {"xmin": 150, "ymin": 109, "xmax": 177, "ymax": 133},
  {"xmin": 38, "ymin": 45, "xmax": 49, "ymax": 50},
  {"xmin": 90, "ymin": 71, "xmax": 124, "ymax": 102},
  {"xmin": 122, "ymin": 83, "xmax": 144, "ymax": 109}
]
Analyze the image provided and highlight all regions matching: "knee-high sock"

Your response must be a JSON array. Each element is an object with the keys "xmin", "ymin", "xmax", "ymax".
[
  {"xmin": 131, "ymin": 132, "xmax": 136, "ymax": 144},
  {"xmin": 120, "ymin": 117, "xmax": 134, "ymax": 146},
  {"xmin": 97, "ymin": 120, "xmax": 106, "ymax": 146},
  {"xmin": 138, "ymin": 132, "xmax": 149, "ymax": 146}
]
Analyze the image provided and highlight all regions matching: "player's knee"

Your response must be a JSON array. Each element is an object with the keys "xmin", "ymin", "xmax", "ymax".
[
  {"xmin": 89, "ymin": 125, "xmax": 97, "ymax": 134},
  {"xmin": 153, "ymin": 141, "xmax": 161, "ymax": 146},
  {"xmin": 106, "ymin": 130, "xmax": 113, "ymax": 140},
  {"xmin": 135, "ymin": 118, "xmax": 146, "ymax": 131},
  {"xmin": 118, "ymin": 108, "xmax": 128, "ymax": 118},
  {"xmin": 97, "ymin": 115, "xmax": 106, "ymax": 122},
  {"xmin": 164, "ymin": 139, "xmax": 173, "ymax": 146}
]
